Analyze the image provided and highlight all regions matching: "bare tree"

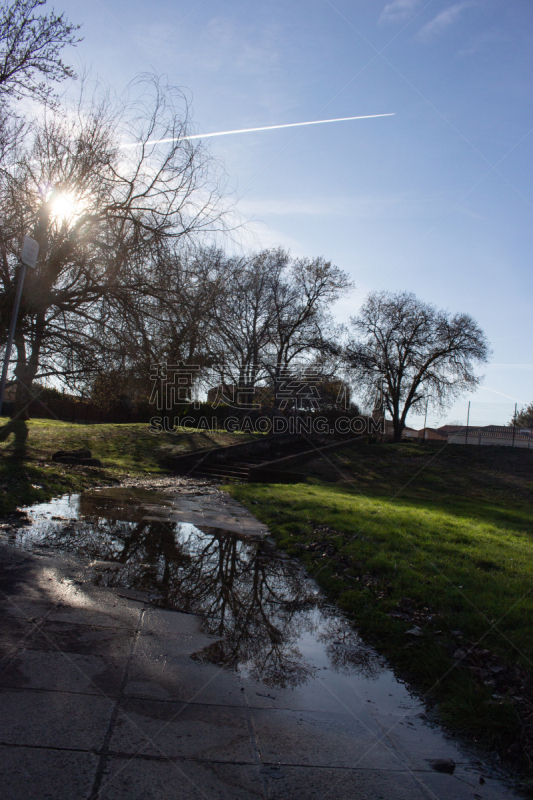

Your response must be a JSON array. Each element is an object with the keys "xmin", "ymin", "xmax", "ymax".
[
  {"xmin": 0, "ymin": 0, "xmax": 80, "ymax": 104},
  {"xmin": 83, "ymin": 244, "xmax": 230, "ymax": 408},
  {"xmin": 75, "ymin": 245, "xmax": 351, "ymax": 414},
  {"xmin": 208, "ymin": 249, "xmax": 279, "ymax": 401},
  {"xmin": 0, "ymin": 75, "xmax": 228, "ymax": 415},
  {"xmin": 265, "ymin": 251, "xmax": 352, "ymax": 403},
  {"xmin": 345, "ymin": 291, "xmax": 490, "ymax": 442},
  {"xmin": 208, "ymin": 248, "xmax": 352, "ymax": 407}
]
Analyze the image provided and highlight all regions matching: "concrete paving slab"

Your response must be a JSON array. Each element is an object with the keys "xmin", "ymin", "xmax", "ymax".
[
  {"xmin": 45, "ymin": 605, "xmax": 140, "ymax": 630},
  {"xmin": 0, "ymin": 688, "xmax": 113, "ymax": 749},
  {"xmin": 139, "ymin": 607, "xmax": 206, "ymax": 637},
  {"xmin": 0, "ymin": 650, "xmax": 124, "ymax": 697},
  {"xmin": 16, "ymin": 618, "xmax": 136, "ymax": 658},
  {"xmin": 0, "ymin": 559, "xmax": 120, "ymax": 609},
  {"xmin": 136, "ymin": 628, "xmax": 216, "ymax": 663},
  {"xmin": 0, "ymin": 745, "xmax": 98, "ymax": 800},
  {"xmin": 167, "ymin": 505, "xmax": 268, "ymax": 532},
  {"xmin": 98, "ymin": 757, "xmax": 265, "ymax": 800},
  {"xmin": 1, "ymin": 594, "xmax": 141, "ymax": 629},
  {"xmin": 240, "ymin": 671, "xmax": 379, "ymax": 714},
  {"xmin": 125, "ymin": 655, "xmax": 247, "ymax": 706},
  {"xmin": 0, "ymin": 612, "xmax": 47, "ymax": 656},
  {"xmin": 250, "ymin": 707, "xmax": 406, "ymax": 771},
  {"xmin": 109, "ymin": 697, "xmax": 255, "ymax": 762},
  {"xmin": 168, "ymin": 511, "xmax": 264, "ymax": 536},
  {"xmin": 372, "ymin": 709, "xmax": 470, "ymax": 770},
  {"xmin": 418, "ymin": 769, "xmax": 519, "ymax": 800},
  {"xmin": 0, "ymin": 596, "xmax": 56, "ymax": 620},
  {"xmin": 263, "ymin": 765, "xmax": 434, "ymax": 800}
]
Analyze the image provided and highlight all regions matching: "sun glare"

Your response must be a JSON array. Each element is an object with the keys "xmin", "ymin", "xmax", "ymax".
[{"xmin": 49, "ymin": 190, "xmax": 85, "ymax": 223}]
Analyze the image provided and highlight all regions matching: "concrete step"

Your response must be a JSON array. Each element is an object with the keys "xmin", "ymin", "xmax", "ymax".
[
  {"xmin": 193, "ymin": 466, "xmax": 250, "ymax": 480},
  {"xmin": 183, "ymin": 435, "xmax": 336, "ymax": 483},
  {"xmin": 197, "ymin": 465, "xmax": 249, "ymax": 475}
]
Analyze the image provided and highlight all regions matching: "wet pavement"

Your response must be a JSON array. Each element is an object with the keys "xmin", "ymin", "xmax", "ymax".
[{"xmin": 0, "ymin": 482, "xmax": 521, "ymax": 799}]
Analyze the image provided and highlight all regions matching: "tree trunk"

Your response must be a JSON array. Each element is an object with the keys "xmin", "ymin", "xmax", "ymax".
[
  {"xmin": 392, "ymin": 417, "xmax": 404, "ymax": 443},
  {"xmin": 12, "ymin": 333, "xmax": 30, "ymax": 419},
  {"xmin": 12, "ymin": 313, "xmax": 46, "ymax": 419},
  {"xmin": 13, "ymin": 363, "xmax": 36, "ymax": 419}
]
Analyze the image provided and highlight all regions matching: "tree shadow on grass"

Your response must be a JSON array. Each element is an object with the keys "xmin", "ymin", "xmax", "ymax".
[
  {"xmin": 0, "ymin": 420, "xmax": 29, "ymax": 460},
  {"xmin": 0, "ymin": 421, "xmax": 40, "ymax": 516}
]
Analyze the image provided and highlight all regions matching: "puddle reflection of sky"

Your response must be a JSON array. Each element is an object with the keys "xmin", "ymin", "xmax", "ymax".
[{"xmin": 17, "ymin": 488, "xmax": 387, "ymax": 692}]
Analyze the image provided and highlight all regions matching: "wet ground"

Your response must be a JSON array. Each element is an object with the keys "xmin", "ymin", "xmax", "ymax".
[{"xmin": 0, "ymin": 482, "xmax": 522, "ymax": 799}]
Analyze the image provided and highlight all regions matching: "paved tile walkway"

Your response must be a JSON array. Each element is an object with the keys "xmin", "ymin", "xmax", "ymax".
[{"xmin": 0, "ymin": 533, "xmax": 521, "ymax": 799}]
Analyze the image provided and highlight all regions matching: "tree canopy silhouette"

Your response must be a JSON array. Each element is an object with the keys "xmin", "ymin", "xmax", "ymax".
[{"xmin": 346, "ymin": 291, "xmax": 490, "ymax": 441}]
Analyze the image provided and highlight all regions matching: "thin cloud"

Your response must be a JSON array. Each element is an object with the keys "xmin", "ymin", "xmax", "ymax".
[
  {"xmin": 379, "ymin": 0, "xmax": 422, "ymax": 24},
  {"xmin": 489, "ymin": 364, "xmax": 533, "ymax": 370},
  {"xmin": 240, "ymin": 192, "xmax": 415, "ymax": 219},
  {"xmin": 456, "ymin": 29, "xmax": 502, "ymax": 58},
  {"xmin": 416, "ymin": 3, "xmax": 472, "ymax": 42}
]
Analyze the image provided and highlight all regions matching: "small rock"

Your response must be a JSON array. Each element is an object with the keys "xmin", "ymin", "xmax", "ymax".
[
  {"xmin": 53, "ymin": 448, "xmax": 92, "ymax": 460},
  {"xmin": 429, "ymin": 758, "xmax": 455, "ymax": 774},
  {"xmin": 406, "ymin": 626, "xmax": 423, "ymax": 637},
  {"xmin": 51, "ymin": 448, "xmax": 102, "ymax": 467},
  {"xmin": 453, "ymin": 649, "xmax": 467, "ymax": 660}
]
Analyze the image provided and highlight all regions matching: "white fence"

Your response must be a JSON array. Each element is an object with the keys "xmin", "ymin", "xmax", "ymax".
[
  {"xmin": 447, "ymin": 429, "xmax": 532, "ymax": 449},
  {"xmin": 406, "ymin": 403, "xmax": 533, "ymax": 448}
]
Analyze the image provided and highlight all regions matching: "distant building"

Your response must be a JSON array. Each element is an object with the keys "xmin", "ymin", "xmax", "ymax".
[
  {"xmin": 419, "ymin": 427, "xmax": 447, "ymax": 441},
  {"xmin": 400, "ymin": 426, "xmax": 421, "ymax": 439},
  {"xmin": 401, "ymin": 427, "xmax": 447, "ymax": 441}
]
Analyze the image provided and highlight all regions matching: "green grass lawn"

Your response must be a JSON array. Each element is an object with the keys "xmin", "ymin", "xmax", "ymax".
[
  {"xmin": 0, "ymin": 417, "xmax": 258, "ymax": 514},
  {"xmin": 227, "ymin": 442, "xmax": 533, "ymax": 774}
]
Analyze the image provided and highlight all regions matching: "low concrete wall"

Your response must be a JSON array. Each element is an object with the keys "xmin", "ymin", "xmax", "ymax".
[
  {"xmin": 249, "ymin": 435, "xmax": 369, "ymax": 473},
  {"xmin": 209, "ymin": 433, "xmax": 300, "ymax": 463}
]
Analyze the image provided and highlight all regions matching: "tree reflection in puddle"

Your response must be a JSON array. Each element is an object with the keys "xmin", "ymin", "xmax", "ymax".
[{"xmin": 22, "ymin": 490, "xmax": 385, "ymax": 690}]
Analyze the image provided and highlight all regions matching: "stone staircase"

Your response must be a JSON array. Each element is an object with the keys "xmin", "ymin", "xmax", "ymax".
[{"xmin": 190, "ymin": 435, "xmax": 313, "ymax": 482}]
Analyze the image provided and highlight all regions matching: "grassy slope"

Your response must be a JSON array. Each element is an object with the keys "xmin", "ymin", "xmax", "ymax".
[
  {"xmin": 0, "ymin": 417, "xmax": 258, "ymax": 514},
  {"xmin": 227, "ymin": 442, "xmax": 533, "ymax": 773}
]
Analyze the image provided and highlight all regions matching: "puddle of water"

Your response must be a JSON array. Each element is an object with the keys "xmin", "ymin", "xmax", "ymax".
[{"xmin": 14, "ymin": 487, "xmax": 387, "ymax": 690}]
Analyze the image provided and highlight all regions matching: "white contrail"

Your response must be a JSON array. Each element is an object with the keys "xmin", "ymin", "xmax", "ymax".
[
  {"xmin": 478, "ymin": 386, "xmax": 529, "ymax": 403},
  {"xmin": 120, "ymin": 113, "xmax": 395, "ymax": 148}
]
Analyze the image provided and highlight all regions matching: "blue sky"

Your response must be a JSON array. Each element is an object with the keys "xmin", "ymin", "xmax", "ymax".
[{"xmin": 53, "ymin": 0, "xmax": 532, "ymax": 426}]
